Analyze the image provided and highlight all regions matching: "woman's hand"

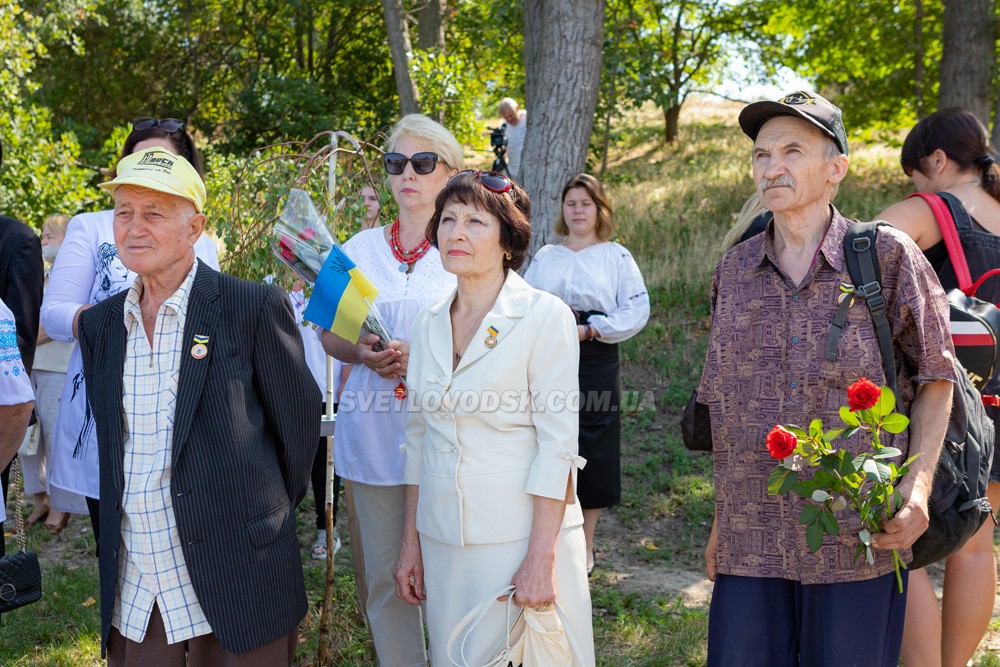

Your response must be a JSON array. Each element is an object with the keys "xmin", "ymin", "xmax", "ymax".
[
  {"xmin": 506, "ymin": 550, "xmax": 557, "ymax": 609},
  {"xmin": 355, "ymin": 333, "xmax": 406, "ymax": 378},
  {"xmin": 394, "ymin": 534, "xmax": 426, "ymax": 605}
]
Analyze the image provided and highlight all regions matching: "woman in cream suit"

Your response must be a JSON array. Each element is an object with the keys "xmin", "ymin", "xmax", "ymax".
[{"xmin": 394, "ymin": 171, "xmax": 596, "ymax": 666}]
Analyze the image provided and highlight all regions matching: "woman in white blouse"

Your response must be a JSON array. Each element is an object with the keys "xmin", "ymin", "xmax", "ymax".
[
  {"xmin": 319, "ymin": 114, "xmax": 460, "ymax": 666},
  {"xmin": 395, "ymin": 170, "xmax": 594, "ymax": 666},
  {"xmin": 524, "ymin": 173, "xmax": 650, "ymax": 573},
  {"xmin": 40, "ymin": 118, "xmax": 219, "ymax": 539}
]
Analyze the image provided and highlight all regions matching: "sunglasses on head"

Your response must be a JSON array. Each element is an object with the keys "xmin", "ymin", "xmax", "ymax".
[
  {"xmin": 448, "ymin": 170, "xmax": 512, "ymax": 194},
  {"xmin": 383, "ymin": 152, "xmax": 440, "ymax": 175},
  {"xmin": 132, "ymin": 117, "xmax": 185, "ymax": 133}
]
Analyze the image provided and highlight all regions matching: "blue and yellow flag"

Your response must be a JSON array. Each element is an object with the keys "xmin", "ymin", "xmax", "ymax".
[{"xmin": 304, "ymin": 245, "xmax": 379, "ymax": 343}]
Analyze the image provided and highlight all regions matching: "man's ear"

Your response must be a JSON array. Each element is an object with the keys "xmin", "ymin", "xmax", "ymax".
[
  {"xmin": 828, "ymin": 153, "xmax": 849, "ymax": 185},
  {"xmin": 187, "ymin": 212, "xmax": 207, "ymax": 241}
]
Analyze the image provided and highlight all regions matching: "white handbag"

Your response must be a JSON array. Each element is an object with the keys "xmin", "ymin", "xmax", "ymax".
[{"xmin": 446, "ymin": 585, "xmax": 586, "ymax": 667}]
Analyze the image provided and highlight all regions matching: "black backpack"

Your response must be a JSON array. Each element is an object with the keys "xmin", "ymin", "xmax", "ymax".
[{"xmin": 834, "ymin": 222, "xmax": 995, "ymax": 569}]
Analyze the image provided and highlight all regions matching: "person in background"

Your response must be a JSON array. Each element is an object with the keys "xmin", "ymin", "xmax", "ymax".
[
  {"xmin": 0, "ymin": 295, "xmax": 35, "ymax": 497},
  {"xmin": 22, "ymin": 214, "xmax": 86, "ymax": 531},
  {"xmin": 876, "ymin": 107, "xmax": 1000, "ymax": 667},
  {"xmin": 289, "ymin": 276, "xmax": 345, "ymax": 559},
  {"xmin": 395, "ymin": 170, "xmax": 595, "ymax": 665},
  {"xmin": 524, "ymin": 173, "xmax": 649, "ymax": 574},
  {"xmin": 702, "ymin": 90, "xmax": 955, "ymax": 666},
  {"xmin": 0, "ymin": 135, "xmax": 45, "ymax": 555},
  {"xmin": 80, "ymin": 146, "xmax": 319, "ymax": 665},
  {"xmin": 360, "ymin": 184, "xmax": 382, "ymax": 231},
  {"xmin": 319, "ymin": 114, "xmax": 461, "ymax": 666},
  {"xmin": 41, "ymin": 117, "xmax": 220, "ymax": 541},
  {"xmin": 497, "ymin": 97, "xmax": 527, "ymax": 181}
]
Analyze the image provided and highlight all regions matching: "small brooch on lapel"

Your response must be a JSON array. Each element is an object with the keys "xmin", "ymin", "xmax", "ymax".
[
  {"xmin": 484, "ymin": 326, "xmax": 499, "ymax": 349},
  {"xmin": 191, "ymin": 334, "xmax": 209, "ymax": 360}
]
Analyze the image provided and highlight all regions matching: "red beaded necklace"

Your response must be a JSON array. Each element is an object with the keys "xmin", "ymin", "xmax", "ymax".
[{"xmin": 389, "ymin": 219, "xmax": 431, "ymax": 272}]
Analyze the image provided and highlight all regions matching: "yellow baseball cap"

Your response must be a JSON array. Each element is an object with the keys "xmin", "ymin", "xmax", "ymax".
[{"xmin": 99, "ymin": 147, "xmax": 207, "ymax": 213}]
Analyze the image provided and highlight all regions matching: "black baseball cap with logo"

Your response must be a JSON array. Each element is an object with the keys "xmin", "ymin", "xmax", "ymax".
[{"xmin": 739, "ymin": 90, "xmax": 849, "ymax": 156}]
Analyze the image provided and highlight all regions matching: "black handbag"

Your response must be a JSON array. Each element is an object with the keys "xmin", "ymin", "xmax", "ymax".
[
  {"xmin": 681, "ymin": 389, "xmax": 713, "ymax": 452},
  {"xmin": 0, "ymin": 456, "xmax": 42, "ymax": 614}
]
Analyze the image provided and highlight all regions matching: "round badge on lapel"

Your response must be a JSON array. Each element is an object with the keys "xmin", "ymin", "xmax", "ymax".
[{"xmin": 191, "ymin": 343, "xmax": 208, "ymax": 359}]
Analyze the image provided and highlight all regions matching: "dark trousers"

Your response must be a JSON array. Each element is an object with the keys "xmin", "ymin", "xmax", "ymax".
[
  {"xmin": 108, "ymin": 603, "xmax": 298, "ymax": 667},
  {"xmin": 708, "ymin": 571, "xmax": 908, "ymax": 667}
]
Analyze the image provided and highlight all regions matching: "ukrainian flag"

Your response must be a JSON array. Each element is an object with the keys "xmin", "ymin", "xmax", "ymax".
[{"xmin": 304, "ymin": 245, "xmax": 379, "ymax": 343}]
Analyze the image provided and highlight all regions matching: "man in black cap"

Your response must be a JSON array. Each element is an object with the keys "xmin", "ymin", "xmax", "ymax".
[{"xmin": 698, "ymin": 91, "xmax": 957, "ymax": 665}]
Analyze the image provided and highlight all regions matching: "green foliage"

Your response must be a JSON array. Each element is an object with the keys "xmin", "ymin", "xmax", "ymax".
[
  {"xmin": 0, "ymin": 104, "xmax": 98, "ymax": 227},
  {"xmin": 410, "ymin": 49, "xmax": 484, "ymax": 148},
  {"xmin": 757, "ymin": 0, "xmax": 945, "ymax": 134}
]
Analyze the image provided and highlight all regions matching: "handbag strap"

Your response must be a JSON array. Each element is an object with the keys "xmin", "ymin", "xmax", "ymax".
[
  {"xmin": 908, "ymin": 192, "xmax": 974, "ymax": 292},
  {"xmin": 11, "ymin": 456, "xmax": 25, "ymax": 554},
  {"xmin": 448, "ymin": 585, "xmax": 522, "ymax": 667},
  {"xmin": 446, "ymin": 585, "xmax": 586, "ymax": 667}
]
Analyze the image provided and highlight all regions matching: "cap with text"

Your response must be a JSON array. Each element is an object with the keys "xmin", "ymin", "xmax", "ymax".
[
  {"xmin": 739, "ymin": 90, "xmax": 849, "ymax": 156},
  {"xmin": 99, "ymin": 147, "xmax": 207, "ymax": 213}
]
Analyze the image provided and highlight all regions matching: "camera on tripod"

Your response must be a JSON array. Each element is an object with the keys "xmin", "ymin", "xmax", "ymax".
[{"xmin": 486, "ymin": 125, "xmax": 508, "ymax": 175}]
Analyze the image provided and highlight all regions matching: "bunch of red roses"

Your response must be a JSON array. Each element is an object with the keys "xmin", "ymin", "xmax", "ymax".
[{"xmin": 766, "ymin": 378, "xmax": 915, "ymax": 592}]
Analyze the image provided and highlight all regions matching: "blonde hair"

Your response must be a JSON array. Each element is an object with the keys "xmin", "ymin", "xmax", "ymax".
[
  {"xmin": 553, "ymin": 173, "xmax": 615, "ymax": 241},
  {"xmin": 721, "ymin": 193, "xmax": 768, "ymax": 250},
  {"xmin": 43, "ymin": 213, "xmax": 71, "ymax": 239},
  {"xmin": 385, "ymin": 114, "xmax": 465, "ymax": 172}
]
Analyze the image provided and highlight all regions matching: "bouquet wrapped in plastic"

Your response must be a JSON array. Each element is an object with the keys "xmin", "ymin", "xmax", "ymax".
[{"xmin": 270, "ymin": 188, "xmax": 393, "ymax": 347}]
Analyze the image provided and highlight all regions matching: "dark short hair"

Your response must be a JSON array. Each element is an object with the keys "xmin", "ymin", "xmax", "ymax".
[
  {"xmin": 901, "ymin": 107, "xmax": 1000, "ymax": 201},
  {"xmin": 554, "ymin": 173, "xmax": 615, "ymax": 240},
  {"xmin": 119, "ymin": 122, "xmax": 205, "ymax": 178},
  {"xmin": 426, "ymin": 173, "xmax": 531, "ymax": 271}
]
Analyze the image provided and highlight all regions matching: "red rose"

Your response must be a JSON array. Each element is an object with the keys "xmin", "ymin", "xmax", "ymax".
[
  {"xmin": 847, "ymin": 377, "xmax": 881, "ymax": 412},
  {"xmin": 766, "ymin": 425, "xmax": 798, "ymax": 460}
]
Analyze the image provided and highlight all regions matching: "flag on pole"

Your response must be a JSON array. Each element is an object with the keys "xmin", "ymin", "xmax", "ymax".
[{"xmin": 304, "ymin": 245, "xmax": 379, "ymax": 343}]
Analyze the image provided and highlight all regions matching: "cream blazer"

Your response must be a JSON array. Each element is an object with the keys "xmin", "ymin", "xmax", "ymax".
[{"xmin": 403, "ymin": 270, "xmax": 586, "ymax": 547}]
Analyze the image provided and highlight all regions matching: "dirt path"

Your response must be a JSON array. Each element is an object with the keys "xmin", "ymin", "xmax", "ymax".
[{"xmin": 597, "ymin": 508, "xmax": 1000, "ymax": 658}]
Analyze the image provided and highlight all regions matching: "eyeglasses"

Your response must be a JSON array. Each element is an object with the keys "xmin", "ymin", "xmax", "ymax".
[
  {"xmin": 383, "ymin": 152, "xmax": 440, "ymax": 175},
  {"xmin": 132, "ymin": 117, "xmax": 185, "ymax": 133},
  {"xmin": 448, "ymin": 170, "xmax": 512, "ymax": 194}
]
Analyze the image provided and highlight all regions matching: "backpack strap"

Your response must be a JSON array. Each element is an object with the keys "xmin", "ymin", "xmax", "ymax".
[
  {"xmin": 831, "ymin": 222, "xmax": 898, "ymax": 394},
  {"xmin": 908, "ymin": 192, "xmax": 974, "ymax": 292},
  {"xmin": 738, "ymin": 211, "xmax": 773, "ymax": 244}
]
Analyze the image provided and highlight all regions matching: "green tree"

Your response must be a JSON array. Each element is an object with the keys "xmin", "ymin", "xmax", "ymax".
[{"xmin": 606, "ymin": 0, "xmax": 763, "ymax": 143}]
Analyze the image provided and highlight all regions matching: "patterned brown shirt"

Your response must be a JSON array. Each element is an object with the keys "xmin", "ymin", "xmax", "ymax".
[{"xmin": 699, "ymin": 206, "xmax": 957, "ymax": 584}]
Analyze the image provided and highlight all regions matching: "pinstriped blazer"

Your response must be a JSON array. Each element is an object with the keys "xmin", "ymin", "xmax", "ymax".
[{"xmin": 78, "ymin": 260, "xmax": 321, "ymax": 655}]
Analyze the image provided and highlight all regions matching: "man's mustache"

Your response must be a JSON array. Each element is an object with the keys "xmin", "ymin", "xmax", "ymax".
[{"xmin": 759, "ymin": 175, "xmax": 796, "ymax": 193}]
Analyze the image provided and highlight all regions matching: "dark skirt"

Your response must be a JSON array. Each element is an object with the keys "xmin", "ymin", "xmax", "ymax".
[{"xmin": 577, "ymin": 339, "xmax": 621, "ymax": 509}]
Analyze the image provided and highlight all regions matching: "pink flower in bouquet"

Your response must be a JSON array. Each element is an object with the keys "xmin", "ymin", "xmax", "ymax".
[
  {"xmin": 298, "ymin": 228, "xmax": 315, "ymax": 240},
  {"xmin": 766, "ymin": 425, "xmax": 798, "ymax": 460},
  {"xmin": 847, "ymin": 378, "xmax": 881, "ymax": 412}
]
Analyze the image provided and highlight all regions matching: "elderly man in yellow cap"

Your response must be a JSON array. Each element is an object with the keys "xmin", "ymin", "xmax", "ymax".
[{"xmin": 78, "ymin": 147, "xmax": 320, "ymax": 666}]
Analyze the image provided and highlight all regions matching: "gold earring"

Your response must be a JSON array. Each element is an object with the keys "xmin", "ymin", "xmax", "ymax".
[{"xmin": 505, "ymin": 252, "xmax": 512, "ymax": 260}]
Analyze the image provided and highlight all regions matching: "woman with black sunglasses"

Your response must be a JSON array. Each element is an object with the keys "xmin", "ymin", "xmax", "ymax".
[
  {"xmin": 40, "ymin": 117, "xmax": 219, "ymax": 540},
  {"xmin": 319, "ymin": 114, "xmax": 462, "ymax": 666},
  {"xmin": 394, "ymin": 171, "xmax": 595, "ymax": 666}
]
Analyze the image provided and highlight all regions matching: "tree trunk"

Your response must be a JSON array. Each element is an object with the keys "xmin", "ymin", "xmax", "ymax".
[
  {"xmin": 914, "ymin": 0, "xmax": 925, "ymax": 116},
  {"xmin": 381, "ymin": 0, "xmax": 420, "ymax": 116},
  {"xmin": 664, "ymin": 104, "xmax": 681, "ymax": 143},
  {"xmin": 992, "ymin": 83, "xmax": 1000, "ymax": 148},
  {"xmin": 938, "ymin": 0, "xmax": 994, "ymax": 125},
  {"xmin": 521, "ymin": 0, "xmax": 606, "ymax": 258},
  {"xmin": 416, "ymin": 0, "xmax": 446, "ymax": 51}
]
